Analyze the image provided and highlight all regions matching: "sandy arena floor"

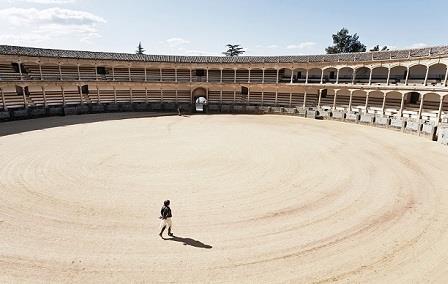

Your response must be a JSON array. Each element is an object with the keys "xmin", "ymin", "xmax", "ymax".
[{"xmin": 1, "ymin": 113, "xmax": 448, "ymax": 283}]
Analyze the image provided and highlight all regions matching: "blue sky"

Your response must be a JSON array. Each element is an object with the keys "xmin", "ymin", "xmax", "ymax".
[{"xmin": 0, "ymin": 0, "xmax": 447, "ymax": 55}]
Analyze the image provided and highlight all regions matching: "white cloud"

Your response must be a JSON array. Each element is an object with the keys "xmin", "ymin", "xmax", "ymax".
[
  {"xmin": 0, "ymin": 7, "xmax": 106, "ymax": 45},
  {"xmin": 286, "ymin": 42, "xmax": 316, "ymax": 49},
  {"xmin": 7, "ymin": 0, "xmax": 76, "ymax": 4},
  {"xmin": 165, "ymin": 37, "xmax": 190, "ymax": 47}
]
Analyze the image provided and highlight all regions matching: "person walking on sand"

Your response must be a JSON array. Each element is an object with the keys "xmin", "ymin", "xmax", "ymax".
[{"xmin": 159, "ymin": 200, "xmax": 174, "ymax": 238}]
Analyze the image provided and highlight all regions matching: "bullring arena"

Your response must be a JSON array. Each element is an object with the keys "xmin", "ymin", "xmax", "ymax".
[{"xmin": 1, "ymin": 45, "xmax": 448, "ymax": 283}]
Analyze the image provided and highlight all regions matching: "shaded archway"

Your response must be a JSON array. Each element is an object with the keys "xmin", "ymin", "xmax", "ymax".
[
  {"xmin": 292, "ymin": 68, "xmax": 306, "ymax": 83},
  {"xmin": 322, "ymin": 67, "xmax": 337, "ymax": 84},
  {"xmin": 408, "ymin": 64, "xmax": 427, "ymax": 85},
  {"xmin": 389, "ymin": 66, "xmax": 407, "ymax": 85},
  {"xmin": 250, "ymin": 69, "xmax": 263, "ymax": 83},
  {"xmin": 335, "ymin": 89, "xmax": 351, "ymax": 109},
  {"xmin": 278, "ymin": 68, "xmax": 292, "ymax": 83},
  {"xmin": 365, "ymin": 91, "xmax": 384, "ymax": 113},
  {"xmin": 354, "ymin": 67, "xmax": 370, "ymax": 84},
  {"xmin": 307, "ymin": 68, "xmax": 322, "ymax": 83},
  {"xmin": 370, "ymin": 67, "xmax": 388, "ymax": 85},
  {"xmin": 263, "ymin": 69, "xmax": 278, "ymax": 83},
  {"xmin": 384, "ymin": 91, "xmax": 403, "ymax": 115},
  {"xmin": 222, "ymin": 69, "xmax": 235, "ymax": 83},
  {"xmin": 427, "ymin": 63, "xmax": 447, "ymax": 86},
  {"xmin": 338, "ymin": 67, "xmax": 354, "ymax": 83},
  {"xmin": 208, "ymin": 69, "xmax": 221, "ymax": 83},
  {"xmin": 236, "ymin": 69, "xmax": 249, "ymax": 83},
  {"xmin": 421, "ymin": 93, "xmax": 441, "ymax": 121}
]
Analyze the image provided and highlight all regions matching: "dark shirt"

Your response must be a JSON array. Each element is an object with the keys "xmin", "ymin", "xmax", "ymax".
[{"xmin": 160, "ymin": 205, "xmax": 172, "ymax": 219}]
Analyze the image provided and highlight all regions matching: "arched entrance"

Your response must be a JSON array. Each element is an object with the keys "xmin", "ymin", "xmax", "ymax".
[{"xmin": 192, "ymin": 87, "xmax": 208, "ymax": 112}]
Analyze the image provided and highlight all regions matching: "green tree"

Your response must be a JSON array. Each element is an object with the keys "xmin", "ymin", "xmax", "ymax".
[
  {"xmin": 136, "ymin": 42, "xmax": 145, "ymax": 55},
  {"xmin": 223, "ymin": 44, "xmax": 245, "ymax": 57},
  {"xmin": 370, "ymin": 45, "xmax": 389, "ymax": 51},
  {"xmin": 325, "ymin": 28, "xmax": 366, "ymax": 54}
]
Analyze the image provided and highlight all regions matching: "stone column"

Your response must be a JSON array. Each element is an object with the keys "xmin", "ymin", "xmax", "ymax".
[
  {"xmin": 317, "ymin": 89, "xmax": 322, "ymax": 108},
  {"xmin": 144, "ymin": 67, "xmax": 147, "ymax": 82},
  {"xmin": 399, "ymin": 93, "xmax": 406, "ymax": 116},
  {"xmin": 145, "ymin": 87, "xmax": 148, "ymax": 104},
  {"xmin": 303, "ymin": 91, "xmax": 307, "ymax": 108},
  {"xmin": 368, "ymin": 68, "xmax": 373, "ymax": 85},
  {"xmin": 160, "ymin": 68, "xmax": 163, "ymax": 82},
  {"xmin": 206, "ymin": 68, "xmax": 209, "ymax": 83},
  {"xmin": 437, "ymin": 94, "xmax": 444, "ymax": 125},
  {"xmin": 0, "ymin": 88, "xmax": 6, "ymax": 110},
  {"xmin": 418, "ymin": 93, "xmax": 425, "ymax": 119},
  {"xmin": 305, "ymin": 69, "xmax": 309, "ymax": 84},
  {"xmin": 405, "ymin": 67, "xmax": 410, "ymax": 85},
  {"xmin": 424, "ymin": 65, "xmax": 430, "ymax": 86},
  {"xmin": 96, "ymin": 86, "xmax": 100, "ymax": 104},
  {"xmin": 130, "ymin": 87, "xmax": 133, "ymax": 104},
  {"xmin": 17, "ymin": 62, "xmax": 23, "ymax": 81},
  {"xmin": 262, "ymin": 69, "xmax": 265, "ymax": 84},
  {"xmin": 113, "ymin": 86, "xmax": 117, "ymax": 104},
  {"xmin": 276, "ymin": 69, "xmax": 279, "ymax": 84},
  {"xmin": 175, "ymin": 68, "xmax": 178, "ymax": 83},
  {"xmin": 333, "ymin": 89, "xmax": 338, "ymax": 110},
  {"xmin": 386, "ymin": 67, "xmax": 391, "ymax": 85},
  {"xmin": 59, "ymin": 64, "xmax": 63, "ymax": 81},
  {"xmin": 275, "ymin": 88, "xmax": 278, "ymax": 106},
  {"xmin": 444, "ymin": 68, "xmax": 448, "ymax": 87},
  {"xmin": 78, "ymin": 85, "xmax": 83, "ymax": 105},
  {"xmin": 247, "ymin": 88, "xmax": 250, "ymax": 105},
  {"xmin": 348, "ymin": 89, "xmax": 354, "ymax": 111},
  {"xmin": 289, "ymin": 92, "xmax": 292, "ymax": 107},
  {"xmin": 39, "ymin": 63, "xmax": 44, "ymax": 81},
  {"xmin": 234, "ymin": 69, "xmax": 237, "ymax": 83},
  {"xmin": 290, "ymin": 69, "xmax": 294, "ymax": 84},
  {"xmin": 94, "ymin": 65, "xmax": 99, "ymax": 81},
  {"xmin": 381, "ymin": 92, "xmax": 387, "ymax": 114},
  {"xmin": 364, "ymin": 91, "xmax": 370, "ymax": 113},
  {"xmin": 261, "ymin": 88, "xmax": 264, "ymax": 106},
  {"xmin": 220, "ymin": 69, "xmax": 223, "ymax": 83},
  {"xmin": 189, "ymin": 68, "xmax": 192, "ymax": 82},
  {"xmin": 335, "ymin": 68, "xmax": 340, "ymax": 84},
  {"xmin": 112, "ymin": 67, "xmax": 115, "ymax": 81},
  {"xmin": 220, "ymin": 88, "xmax": 223, "ymax": 105},
  {"xmin": 320, "ymin": 69, "xmax": 324, "ymax": 84},
  {"xmin": 21, "ymin": 86, "xmax": 27, "ymax": 108},
  {"xmin": 128, "ymin": 66, "xmax": 132, "ymax": 82},
  {"xmin": 43, "ymin": 86, "xmax": 48, "ymax": 106},
  {"xmin": 61, "ymin": 86, "xmax": 66, "ymax": 106},
  {"xmin": 248, "ymin": 68, "xmax": 251, "ymax": 83},
  {"xmin": 351, "ymin": 69, "xmax": 356, "ymax": 85}
]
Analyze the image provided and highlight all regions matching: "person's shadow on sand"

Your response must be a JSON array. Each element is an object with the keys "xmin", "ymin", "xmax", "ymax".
[{"xmin": 164, "ymin": 235, "xmax": 212, "ymax": 249}]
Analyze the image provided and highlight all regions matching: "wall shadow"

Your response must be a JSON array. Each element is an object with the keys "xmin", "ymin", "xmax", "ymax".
[
  {"xmin": 0, "ymin": 112, "xmax": 178, "ymax": 137},
  {"xmin": 164, "ymin": 235, "xmax": 212, "ymax": 249}
]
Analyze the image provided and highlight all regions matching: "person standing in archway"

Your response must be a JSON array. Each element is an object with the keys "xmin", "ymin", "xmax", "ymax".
[{"xmin": 159, "ymin": 200, "xmax": 174, "ymax": 238}]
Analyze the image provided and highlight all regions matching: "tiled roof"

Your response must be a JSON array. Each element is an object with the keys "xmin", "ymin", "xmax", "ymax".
[{"xmin": 0, "ymin": 45, "xmax": 447, "ymax": 64}]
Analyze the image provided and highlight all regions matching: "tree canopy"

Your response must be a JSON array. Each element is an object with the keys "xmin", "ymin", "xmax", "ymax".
[
  {"xmin": 136, "ymin": 42, "xmax": 145, "ymax": 55},
  {"xmin": 223, "ymin": 44, "xmax": 245, "ymax": 57},
  {"xmin": 325, "ymin": 28, "xmax": 366, "ymax": 54},
  {"xmin": 370, "ymin": 45, "xmax": 389, "ymax": 52}
]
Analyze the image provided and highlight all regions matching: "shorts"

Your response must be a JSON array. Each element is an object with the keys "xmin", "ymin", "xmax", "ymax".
[{"xmin": 160, "ymin": 217, "xmax": 172, "ymax": 229}]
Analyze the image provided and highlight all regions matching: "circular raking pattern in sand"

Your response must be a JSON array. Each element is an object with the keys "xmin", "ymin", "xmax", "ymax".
[{"xmin": 1, "ymin": 113, "xmax": 448, "ymax": 283}]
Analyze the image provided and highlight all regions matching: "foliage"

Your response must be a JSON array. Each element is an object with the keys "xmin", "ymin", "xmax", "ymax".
[{"xmin": 326, "ymin": 28, "xmax": 366, "ymax": 54}]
